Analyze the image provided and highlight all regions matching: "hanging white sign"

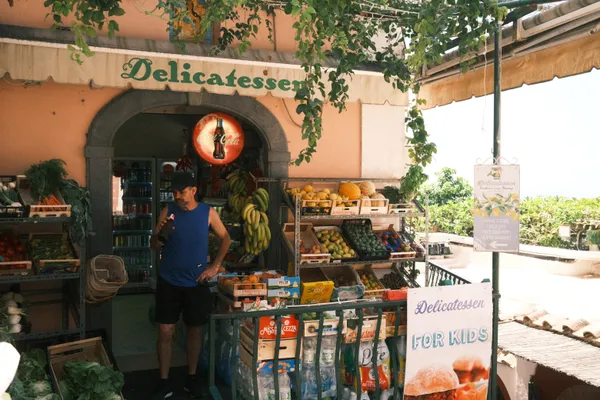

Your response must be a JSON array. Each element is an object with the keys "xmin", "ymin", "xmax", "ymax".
[{"xmin": 473, "ymin": 164, "xmax": 520, "ymax": 252}]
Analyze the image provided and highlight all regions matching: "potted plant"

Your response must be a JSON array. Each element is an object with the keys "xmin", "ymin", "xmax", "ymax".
[{"xmin": 587, "ymin": 229, "xmax": 600, "ymax": 251}]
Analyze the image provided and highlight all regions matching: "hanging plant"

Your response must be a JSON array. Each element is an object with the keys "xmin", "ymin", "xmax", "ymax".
[{"xmin": 36, "ymin": 0, "xmax": 505, "ymax": 164}]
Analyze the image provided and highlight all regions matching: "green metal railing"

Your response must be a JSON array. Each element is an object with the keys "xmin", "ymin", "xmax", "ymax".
[
  {"xmin": 426, "ymin": 261, "xmax": 472, "ymax": 286},
  {"xmin": 208, "ymin": 299, "xmax": 409, "ymax": 400}
]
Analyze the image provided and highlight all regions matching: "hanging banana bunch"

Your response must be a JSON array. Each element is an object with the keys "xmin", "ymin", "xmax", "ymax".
[
  {"xmin": 242, "ymin": 188, "xmax": 271, "ymax": 256},
  {"xmin": 225, "ymin": 170, "xmax": 251, "ymax": 219}
]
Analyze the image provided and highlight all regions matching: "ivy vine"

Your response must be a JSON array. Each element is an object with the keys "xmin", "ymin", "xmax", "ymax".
[{"xmin": 27, "ymin": 0, "xmax": 505, "ymax": 165}]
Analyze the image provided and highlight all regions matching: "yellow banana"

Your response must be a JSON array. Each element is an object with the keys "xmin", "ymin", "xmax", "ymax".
[
  {"xmin": 253, "ymin": 209, "xmax": 260, "ymax": 230},
  {"xmin": 242, "ymin": 203, "xmax": 255, "ymax": 221},
  {"xmin": 260, "ymin": 211, "xmax": 269, "ymax": 226}
]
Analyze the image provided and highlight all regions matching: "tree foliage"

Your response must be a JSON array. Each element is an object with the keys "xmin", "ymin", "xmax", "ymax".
[
  {"xmin": 34, "ymin": 0, "xmax": 505, "ymax": 165},
  {"xmin": 419, "ymin": 167, "xmax": 473, "ymax": 206}
]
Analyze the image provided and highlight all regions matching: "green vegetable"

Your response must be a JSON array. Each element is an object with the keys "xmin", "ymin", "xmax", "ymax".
[
  {"xmin": 60, "ymin": 179, "xmax": 94, "ymax": 246},
  {"xmin": 30, "ymin": 381, "xmax": 52, "ymax": 396},
  {"xmin": 7, "ymin": 349, "xmax": 59, "ymax": 400},
  {"xmin": 381, "ymin": 186, "xmax": 402, "ymax": 204},
  {"xmin": 59, "ymin": 361, "xmax": 124, "ymax": 400},
  {"xmin": 24, "ymin": 159, "xmax": 68, "ymax": 200}
]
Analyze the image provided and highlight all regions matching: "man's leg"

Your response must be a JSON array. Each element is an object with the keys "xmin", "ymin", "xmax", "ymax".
[
  {"xmin": 152, "ymin": 277, "xmax": 181, "ymax": 399},
  {"xmin": 186, "ymin": 325, "xmax": 202, "ymax": 376},
  {"xmin": 182, "ymin": 285, "xmax": 213, "ymax": 398},
  {"xmin": 158, "ymin": 324, "xmax": 176, "ymax": 379}
]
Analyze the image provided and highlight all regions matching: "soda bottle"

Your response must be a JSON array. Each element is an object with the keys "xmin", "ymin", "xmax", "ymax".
[{"xmin": 212, "ymin": 118, "xmax": 226, "ymax": 160}]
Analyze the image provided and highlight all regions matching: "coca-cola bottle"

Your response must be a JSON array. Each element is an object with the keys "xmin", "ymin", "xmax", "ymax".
[{"xmin": 212, "ymin": 118, "xmax": 226, "ymax": 160}]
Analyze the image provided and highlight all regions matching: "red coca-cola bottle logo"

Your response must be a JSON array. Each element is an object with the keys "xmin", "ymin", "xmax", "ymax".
[{"xmin": 193, "ymin": 112, "xmax": 244, "ymax": 165}]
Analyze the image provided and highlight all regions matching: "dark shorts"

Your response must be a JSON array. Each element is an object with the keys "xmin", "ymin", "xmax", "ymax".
[{"xmin": 155, "ymin": 277, "xmax": 213, "ymax": 326}]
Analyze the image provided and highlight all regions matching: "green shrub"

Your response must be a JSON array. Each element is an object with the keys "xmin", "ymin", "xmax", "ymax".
[{"xmin": 414, "ymin": 196, "xmax": 600, "ymax": 249}]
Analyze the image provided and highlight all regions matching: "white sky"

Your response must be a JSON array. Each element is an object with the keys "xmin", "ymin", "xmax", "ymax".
[{"xmin": 422, "ymin": 69, "xmax": 600, "ymax": 199}]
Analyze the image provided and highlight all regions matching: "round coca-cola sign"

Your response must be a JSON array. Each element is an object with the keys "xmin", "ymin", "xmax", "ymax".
[{"xmin": 193, "ymin": 112, "xmax": 245, "ymax": 165}]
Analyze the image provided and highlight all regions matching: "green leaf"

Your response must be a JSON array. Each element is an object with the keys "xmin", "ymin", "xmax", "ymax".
[{"xmin": 109, "ymin": 7, "xmax": 126, "ymax": 17}]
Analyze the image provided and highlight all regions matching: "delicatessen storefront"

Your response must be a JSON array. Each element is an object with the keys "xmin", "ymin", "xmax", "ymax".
[{"xmin": 0, "ymin": 31, "xmax": 495, "ymax": 400}]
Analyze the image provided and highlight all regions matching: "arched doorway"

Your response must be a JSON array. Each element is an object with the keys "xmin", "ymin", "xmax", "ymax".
[{"xmin": 85, "ymin": 89, "xmax": 290, "ymax": 338}]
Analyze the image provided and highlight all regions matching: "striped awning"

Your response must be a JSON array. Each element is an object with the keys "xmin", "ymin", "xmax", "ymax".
[{"xmin": 419, "ymin": 0, "xmax": 600, "ymax": 109}]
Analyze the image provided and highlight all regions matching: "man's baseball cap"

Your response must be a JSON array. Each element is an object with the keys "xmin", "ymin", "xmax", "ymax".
[{"xmin": 171, "ymin": 171, "xmax": 196, "ymax": 191}]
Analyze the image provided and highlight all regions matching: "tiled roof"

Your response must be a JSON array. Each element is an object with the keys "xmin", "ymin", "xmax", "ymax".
[{"xmin": 498, "ymin": 321, "xmax": 600, "ymax": 387}]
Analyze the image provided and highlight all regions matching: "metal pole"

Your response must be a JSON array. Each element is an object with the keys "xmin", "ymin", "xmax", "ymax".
[
  {"xmin": 498, "ymin": 0, "xmax": 558, "ymax": 8},
  {"xmin": 489, "ymin": 18, "xmax": 502, "ymax": 400}
]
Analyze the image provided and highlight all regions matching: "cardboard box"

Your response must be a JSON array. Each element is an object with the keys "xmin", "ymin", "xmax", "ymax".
[
  {"xmin": 323, "ymin": 265, "xmax": 365, "ymax": 301},
  {"xmin": 246, "ymin": 315, "xmax": 299, "ymax": 340},
  {"xmin": 303, "ymin": 319, "xmax": 341, "ymax": 337},
  {"xmin": 267, "ymin": 287, "xmax": 300, "ymax": 299},
  {"xmin": 240, "ymin": 326, "xmax": 297, "ymax": 361},
  {"xmin": 344, "ymin": 316, "xmax": 387, "ymax": 343},
  {"xmin": 239, "ymin": 344, "xmax": 296, "ymax": 375},
  {"xmin": 264, "ymin": 275, "xmax": 301, "ymax": 289},
  {"xmin": 300, "ymin": 268, "xmax": 334, "ymax": 304}
]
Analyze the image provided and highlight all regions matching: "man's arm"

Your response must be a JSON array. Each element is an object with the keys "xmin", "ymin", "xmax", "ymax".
[
  {"xmin": 151, "ymin": 207, "xmax": 169, "ymax": 250},
  {"xmin": 198, "ymin": 208, "xmax": 231, "ymax": 281}
]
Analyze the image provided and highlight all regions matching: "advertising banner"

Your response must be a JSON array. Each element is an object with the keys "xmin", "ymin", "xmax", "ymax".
[
  {"xmin": 473, "ymin": 164, "xmax": 520, "ymax": 252},
  {"xmin": 404, "ymin": 283, "xmax": 492, "ymax": 400}
]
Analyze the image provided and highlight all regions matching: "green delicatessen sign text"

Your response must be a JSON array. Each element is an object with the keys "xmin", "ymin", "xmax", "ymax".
[{"xmin": 121, "ymin": 57, "xmax": 304, "ymax": 92}]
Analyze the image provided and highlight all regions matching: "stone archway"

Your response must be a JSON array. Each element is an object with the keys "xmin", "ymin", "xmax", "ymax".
[{"xmin": 85, "ymin": 89, "xmax": 290, "ymax": 336}]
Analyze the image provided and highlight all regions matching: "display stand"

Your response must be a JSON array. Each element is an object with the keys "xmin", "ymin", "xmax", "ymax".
[
  {"xmin": 0, "ymin": 217, "xmax": 86, "ymax": 342},
  {"xmin": 272, "ymin": 177, "xmax": 429, "ymax": 288}
]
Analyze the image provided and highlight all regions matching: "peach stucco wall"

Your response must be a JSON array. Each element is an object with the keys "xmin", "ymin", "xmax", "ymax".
[
  {"xmin": 258, "ymin": 96, "xmax": 361, "ymax": 178},
  {"xmin": 0, "ymin": 2, "xmax": 303, "ymax": 52},
  {"xmin": 0, "ymin": 81, "xmax": 361, "ymax": 183},
  {"xmin": 0, "ymin": 0, "xmax": 169, "ymax": 41},
  {"xmin": 0, "ymin": 80, "xmax": 123, "ymax": 184}
]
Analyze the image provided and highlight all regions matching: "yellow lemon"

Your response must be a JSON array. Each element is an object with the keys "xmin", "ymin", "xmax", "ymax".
[
  {"xmin": 491, "ymin": 208, "xmax": 502, "ymax": 217},
  {"xmin": 316, "ymin": 191, "xmax": 328, "ymax": 200}
]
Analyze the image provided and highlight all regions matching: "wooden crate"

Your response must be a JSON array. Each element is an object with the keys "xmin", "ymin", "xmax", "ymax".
[
  {"xmin": 0, "ymin": 176, "xmax": 27, "ymax": 218},
  {"xmin": 300, "ymin": 199, "xmax": 333, "ymax": 216},
  {"xmin": 312, "ymin": 225, "xmax": 359, "ymax": 263},
  {"xmin": 388, "ymin": 203, "xmax": 416, "ymax": 215},
  {"xmin": 384, "ymin": 311, "xmax": 408, "ymax": 338},
  {"xmin": 48, "ymin": 337, "xmax": 123, "ymax": 400},
  {"xmin": 240, "ymin": 325, "xmax": 297, "ymax": 361},
  {"xmin": 372, "ymin": 224, "xmax": 417, "ymax": 260},
  {"xmin": 217, "ymin": 277, "xmax": 267, "ymax": 297},
  {"xmin": 29, "ymin": 234, "xmax": 80, "ymax": 274},
  {"xmin": 359, "ymin": 198, "xmax": 390, "ymax": 215},
  {"xmin": 20, "ymin": 187, "xmax": 71, "ymax": 218},
  {"xmin": 0, "ymin": 260, "xmax": 33, "ymax": 276},
  {"xmin": 331, "ymin": 199, "xmax": 360, "ymax": 216},
  {"xmin": 282, "ymin": 223, "xmax": 331, "ymax": 264},
  {"xmin": 354, "ymin": 264, "xmax": 388, "ymax": 299}
]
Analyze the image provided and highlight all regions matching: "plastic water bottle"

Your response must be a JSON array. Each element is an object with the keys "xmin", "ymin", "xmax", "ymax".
[
  {"xmin": 321, "ymin": 336, "xmax": 335, "ymax": 367},
  {"xmin": 303, "ymin": 337, "xmax": 317, "ymax": 364}
]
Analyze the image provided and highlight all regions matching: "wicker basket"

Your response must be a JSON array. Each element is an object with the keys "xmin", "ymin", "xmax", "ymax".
[{"xmin": 85, "ymin": 255, "xmax": 128, "ymax": 304}]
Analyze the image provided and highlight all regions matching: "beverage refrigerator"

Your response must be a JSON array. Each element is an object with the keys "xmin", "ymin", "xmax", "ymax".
[{"xmin": 111, "ymin": 158, "xmax": 156, "ymax": 290}]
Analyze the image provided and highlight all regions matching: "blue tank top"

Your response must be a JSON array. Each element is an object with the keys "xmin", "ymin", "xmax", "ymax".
[{"xmin": 160, "ymin": 202, "xmax": 210, "ymax": 287}]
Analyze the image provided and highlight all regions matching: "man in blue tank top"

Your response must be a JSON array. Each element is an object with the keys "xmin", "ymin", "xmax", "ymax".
[{"xmin": 150, "ymin": 171, "xmax": 231, "ymax": 399}]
